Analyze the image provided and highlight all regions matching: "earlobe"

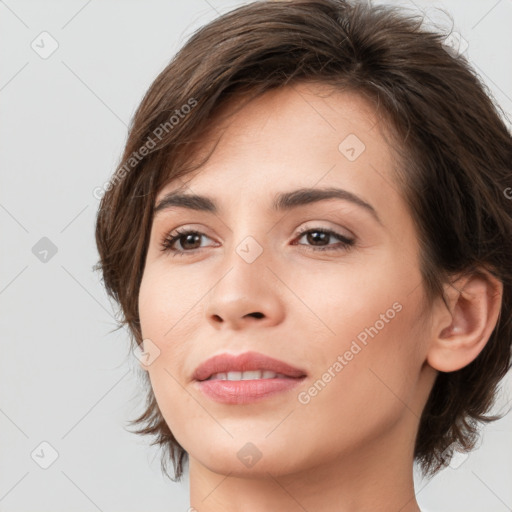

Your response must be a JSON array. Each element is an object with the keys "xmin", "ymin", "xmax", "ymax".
[{"xmin": 427, "ymin": 270, "xmax": 503, "ymax": 373}]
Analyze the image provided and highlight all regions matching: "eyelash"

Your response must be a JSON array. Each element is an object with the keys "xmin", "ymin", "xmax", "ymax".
[{"xmin": 160, "ymin": 226, "xmax": 355, "ymax": 257}]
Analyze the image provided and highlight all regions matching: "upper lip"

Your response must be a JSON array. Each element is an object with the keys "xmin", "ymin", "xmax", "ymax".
[{"xmin": 193, "ymin": 351, "xmax": 307, "ymax": 381}]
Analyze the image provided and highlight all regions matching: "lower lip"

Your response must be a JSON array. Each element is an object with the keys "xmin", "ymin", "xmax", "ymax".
[{"xmin": 196, "ymin": 377, "xmax": 305, "ymax": 404}]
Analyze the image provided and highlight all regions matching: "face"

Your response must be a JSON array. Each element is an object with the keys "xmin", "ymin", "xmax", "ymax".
[{"xmin": 138, "ymin": 82, "xmax": 435, "ymax": 478}]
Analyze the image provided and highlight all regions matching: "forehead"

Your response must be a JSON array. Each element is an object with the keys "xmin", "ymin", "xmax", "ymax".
[{"xmin": 156, "ymin": 82, "xmax": 399, "ymax": 213}]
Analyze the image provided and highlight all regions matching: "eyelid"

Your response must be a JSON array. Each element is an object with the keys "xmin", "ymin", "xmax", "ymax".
[
  {"xmin": 160, "ymin": 221, "xmax": 352, "ymax": 244},
  {"xmin": 295, "ymin": 221, "xmax": 355, "ymax": 239}
]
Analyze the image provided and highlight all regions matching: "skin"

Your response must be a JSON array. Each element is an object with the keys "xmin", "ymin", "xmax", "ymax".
[{"xmin": 137, "ymin": 82, "xmax": 503, "ymax": 512}]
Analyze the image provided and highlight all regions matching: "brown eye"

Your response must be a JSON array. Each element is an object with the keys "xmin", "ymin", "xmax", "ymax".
[
  {"xmin": 161, "ymin": 228, "xmax": 214, "ymax": 255},
  {"xmin": 294, "ymin": 227, "xmax": 355, "ymax": 252}
]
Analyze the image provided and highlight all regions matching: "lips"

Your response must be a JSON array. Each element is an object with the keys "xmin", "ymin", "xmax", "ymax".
[{"xmin": 193, "ymin": 351, "xmax": 307, "ymax": 382}]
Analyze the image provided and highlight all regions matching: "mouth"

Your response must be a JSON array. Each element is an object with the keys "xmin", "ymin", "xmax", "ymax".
[
  {"xmin": 193, "ymin": 351, "xmax": 307, "ymax": 404},
  {"xmin": 193, "ymin": 350, "xmax": 307, "ymax": 382},
  {"xmin": 203, "ymin": 370, "xmax": 298, "ymax": 381}
]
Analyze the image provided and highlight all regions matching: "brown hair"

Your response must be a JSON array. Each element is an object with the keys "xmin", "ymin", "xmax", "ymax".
[{"xmin": 94, "ymin": 0, "xmax": 512, "ymax": 480}]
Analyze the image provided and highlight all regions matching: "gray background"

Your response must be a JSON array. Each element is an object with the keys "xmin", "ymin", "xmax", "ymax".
[{"xmin": 1, "ymin": 1, "xmax": 511, "ymax": 511}]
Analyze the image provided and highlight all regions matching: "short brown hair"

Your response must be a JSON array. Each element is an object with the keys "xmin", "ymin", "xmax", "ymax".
[{"xmin": 95, "ymin": 0, "xmax": 512, "ymax": 480}]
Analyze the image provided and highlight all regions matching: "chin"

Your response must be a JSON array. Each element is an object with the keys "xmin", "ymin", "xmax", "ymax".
[{"xmin": 187, "ymin": 435, "xmax": 310, "ymax": 477}]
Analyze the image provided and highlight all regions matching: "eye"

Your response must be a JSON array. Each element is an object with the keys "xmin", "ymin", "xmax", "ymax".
[
  {"xmin": 293, "ymin": 226, "xmax": 355, "ymax": 252},
  {"xmin": 160, "ymin": 228, "xmax": 215, "ymax": 256},
  {"xmin": 160, "ymin": 226, "xmax": 355, "ymax": 256}
]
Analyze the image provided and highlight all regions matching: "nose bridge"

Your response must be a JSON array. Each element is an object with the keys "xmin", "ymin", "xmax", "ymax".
[
  {"xmin": 223, "ymin": 206, "xmax": 272, "ymax": 269},
  {"xmin": 218, "ymin": 230, "xmax": 271, "ymax": 300}
]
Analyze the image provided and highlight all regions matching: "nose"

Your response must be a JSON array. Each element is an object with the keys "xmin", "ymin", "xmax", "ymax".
[{"xmin": 204, "ymin": 256, "xmax": 285, "ymax": 331}]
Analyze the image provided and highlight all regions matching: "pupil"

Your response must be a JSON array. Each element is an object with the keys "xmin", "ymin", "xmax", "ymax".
[
  {"xmin": 308, "ymin": 231, "xmax": 328, "ymax": 245},
  {"xmin": 183, "ymin": 234, "xmax": 200, "ymax": 249}
]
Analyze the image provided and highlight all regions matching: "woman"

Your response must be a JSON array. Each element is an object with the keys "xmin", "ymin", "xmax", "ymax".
[{"xmin": 95, "ymin": 1, "xmax": 512, "ymax": 510}]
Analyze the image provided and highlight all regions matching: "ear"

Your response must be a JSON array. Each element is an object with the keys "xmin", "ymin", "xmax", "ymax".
[{"xmin": 427, "ymin": 269, "xmax": 503, "ymax": 372}]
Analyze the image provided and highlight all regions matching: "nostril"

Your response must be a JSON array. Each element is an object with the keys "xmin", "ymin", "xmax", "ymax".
[{"xmin": 247, "ymin": 312, "xmax": 264, "ymax": 319}]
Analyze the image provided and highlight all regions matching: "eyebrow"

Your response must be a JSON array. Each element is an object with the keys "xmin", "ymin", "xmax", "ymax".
[{"xmin": 154, "ymin": 187, "xmax": 382, "ymax": 225}]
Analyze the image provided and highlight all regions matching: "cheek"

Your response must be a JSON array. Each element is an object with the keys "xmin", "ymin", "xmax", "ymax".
[
  {"xmin": 288, "ymin": 311, "xmax": 425, "ymax": 470},
  {"xmin": 138, "ymin": 262, "xmax": 205, "ymax": 341},
  {"xmin": 137, "ymin": 262, "xmax": 213, "ymax": 395},
  {"xmin": 293, "ymin": 246, "xmax": 421, "ymax": 351},
  {"xmin": 290, "ymin": 251, "xmax": 426, "ymax": 427},
  {"xmin": 138, "ymin": 267, "xmax": 203, "ymax": 446}
]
